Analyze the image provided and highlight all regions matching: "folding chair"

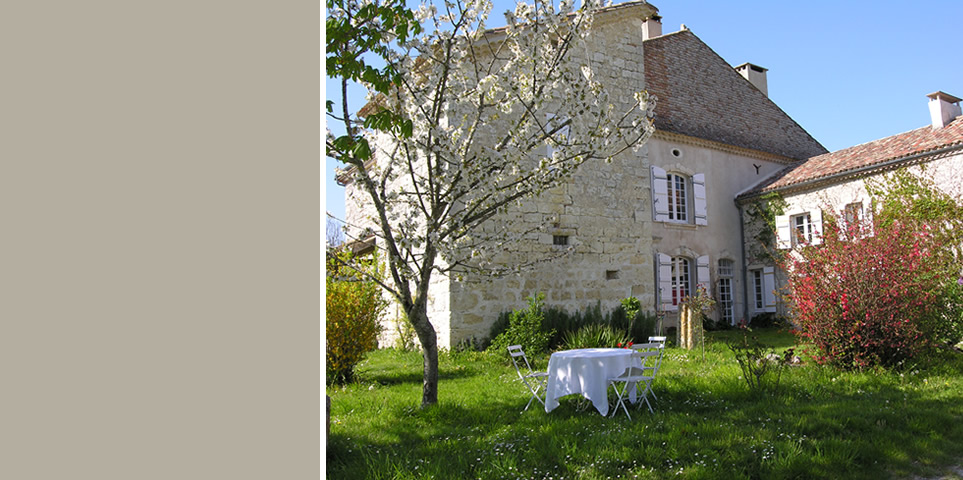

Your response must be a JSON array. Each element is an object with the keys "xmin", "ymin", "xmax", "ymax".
[
  {"xmin": 608, "ymin": 349, "xmax": 659, "ymax": 420},
  {"xmin": 648, "ymin": 336, "xmax": 667, "ymax": 345},
  {"xmin": 507, "ymin": 345, "xmax": 549, "ymax": 411},
  {"xmin": 632, "ymin": 341, "xmax": 665, "ymax": 401}
]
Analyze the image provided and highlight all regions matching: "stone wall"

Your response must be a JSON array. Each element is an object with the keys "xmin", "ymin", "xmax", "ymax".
[{"xmin": 443, "ymin": 11, "xmax": 657, "ymax": 347}]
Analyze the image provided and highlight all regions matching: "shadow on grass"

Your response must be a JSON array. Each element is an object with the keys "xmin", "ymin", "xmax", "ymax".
[
  {"xmin": 327, "ymin": 347, "xmax": 963, "ymax": 480},
  {"xmin": 706, "ymin": 326, "xmax": 800, "ymax": 350}
]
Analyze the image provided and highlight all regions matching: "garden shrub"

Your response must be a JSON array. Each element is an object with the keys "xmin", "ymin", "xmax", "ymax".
[
  {"xmin": 729, "ymin": 328, "xmax": 794, "ymax": 394},
  {"xmin": 489, "ymin": 298, "xmax": 657, "ymax": 350},
  {"xmin": 560, "ymin": 323, "xmax": 631, "ymax": 350},
  {"xmin": 749, "ymin": 312, "xmax": 786, "ymax": 329},
  {"xmin": 783, "ymin": 171, "xmax": 963, "ymax": 369},
  {"xmin": 620, "ymin": 297, "xmax": 642, "ymax": 322},
  {"xmin": 488, "ymin": 293, "xmax": 555, "ymax": 357},
  {"xmin": 326, "ymin": 251, "xmax": 387, "ymax": 384}
]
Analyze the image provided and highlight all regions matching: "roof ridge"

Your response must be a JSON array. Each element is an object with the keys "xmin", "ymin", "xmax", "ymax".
[{"xmin": 810, "ymin": 123, "xmax": 935, "ymax": 159}]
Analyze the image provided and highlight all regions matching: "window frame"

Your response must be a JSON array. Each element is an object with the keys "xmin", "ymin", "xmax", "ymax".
[
  {"xmin": 717, "ymin": 259, "xmax": 734, "ymax": 324},
  {"xmin": 666, "ymin": 173, "xmax": 689, "ymax": 223},
  {"xmin": 651, "ymin": 167, "xmax": 707, "ymax": 226},
  {"xmin": 776, "ymin": 209, "xmax": 823, "ymax": 249},
  {"xmin": 749, "ymin": 266, "xmax": 777, "ymax": 313},
  {"xmin": 791, "ymin": 212, "xmax": 812, "ymax": 246},
  {"xmin": 751, "ymin": 269, "xmax": 764, "ymax": 310},
  {"xmin": 670, "ymin": 256, "xmax": 692, "ymax": 306}
]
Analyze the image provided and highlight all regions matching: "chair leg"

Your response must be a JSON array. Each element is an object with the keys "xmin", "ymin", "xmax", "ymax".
[
  {"xmin": 610, "ymin": 382, "xmax": 632, "ymax": 420},
  {"xmin": 522, "ymin": 379, "xmax": 546, "ymax": 411},
  {"xmin": 638, "ymin": 382, "xmax": 654, "ymax": 413}
]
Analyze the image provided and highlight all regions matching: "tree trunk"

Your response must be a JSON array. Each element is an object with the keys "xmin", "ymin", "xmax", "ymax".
[{"xmin": 408, "ymin": 303, "xmax": 438, "ymax": 407}]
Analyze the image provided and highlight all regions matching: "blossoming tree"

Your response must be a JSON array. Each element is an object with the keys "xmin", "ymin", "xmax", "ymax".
[{"xmin": 327, "ymin": 0, "xmax": 654, "ymax": 406}]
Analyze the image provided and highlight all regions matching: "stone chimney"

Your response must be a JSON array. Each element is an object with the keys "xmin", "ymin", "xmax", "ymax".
[
  {"xmin": 642, "ymin": 15, "xmax": 662, "ymax": 40},
  {"xmin": 926, "ymin": 91, "xmax": 962, "ymax": 129},
  {"xmin": 735, "ymin": 63, "xmax": 768, "ymax": 97}
]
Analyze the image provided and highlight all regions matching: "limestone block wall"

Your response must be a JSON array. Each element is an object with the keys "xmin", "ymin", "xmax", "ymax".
[
  {"xmin": 343, "ymin": 5, "xmax": 665, "ymax": 349},
  {"xmin": 442, "ymin": 11, "xmax": 660, "ymax": 347}
]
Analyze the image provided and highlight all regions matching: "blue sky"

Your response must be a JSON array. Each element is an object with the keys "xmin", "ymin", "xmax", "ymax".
[{"xmin": 325, "ymin": 0, "xmax": 963, "ymax": 223}]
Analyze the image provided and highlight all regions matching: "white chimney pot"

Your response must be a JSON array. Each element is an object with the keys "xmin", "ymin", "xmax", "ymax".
[
  {"xmin": 736, "ymin": 63, "xmax": 768, "ymax": 97},
  {"xmin": 927, "ymin": 91, "xmax": 962, "ymax": 129},
  {"xmin": 642, "ymin": 15, "xmax": 662, "ymax": 40}
]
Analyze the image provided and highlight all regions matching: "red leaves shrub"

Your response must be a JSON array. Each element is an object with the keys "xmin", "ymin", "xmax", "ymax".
[{"xmin": 783, "ymin": 210, "xmax": 962, "ymax": 370}]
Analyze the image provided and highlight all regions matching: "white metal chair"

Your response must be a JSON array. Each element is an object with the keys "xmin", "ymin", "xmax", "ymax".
[
  {"xmin": 608, "ymin": 349, "xmax": 660, "ymax": 420},
  {"xmin": 633, "ymin": 341, "xmax": 665, "ymax": 401},
  {"xmin": 507, "ymin": 345, "xmax": 549, "ymax": 411}
]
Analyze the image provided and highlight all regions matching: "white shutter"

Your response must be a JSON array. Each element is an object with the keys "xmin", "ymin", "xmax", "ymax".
[
  {"xmin": 775, "ymin": 214, "xmax": 791, "ymax": 249},
  {"xmin": 657, "ymin": 253, "xmax": 676, "ymax": 311},
  {"xmin": 696, "ymin": 255, "xmax": 710, "ymax": 292},
  {"xmin": 651, "ymin": 166, "xmax": 669, "ymax": 222},
  {"xmin": 762, "ymin": 266, "xmax": 777, "ymax": 312},
  {"xmin": 810, "ymin": 209, "xmax": 823, "ymax": 245},
  {"xmin": 692, "ymin": 173, "xmax": 708, "ymax": 226}
]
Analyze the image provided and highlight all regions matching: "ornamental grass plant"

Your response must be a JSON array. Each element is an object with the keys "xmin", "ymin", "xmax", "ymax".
[{"xmin": 327, "ymin": 328, "xmax": 963, "ymax": 480}]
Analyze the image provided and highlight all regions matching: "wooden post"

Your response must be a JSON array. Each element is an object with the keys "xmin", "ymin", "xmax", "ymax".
[{"xmin": 679, "ymin": 305, "xmax": 689, "ymax": 349}]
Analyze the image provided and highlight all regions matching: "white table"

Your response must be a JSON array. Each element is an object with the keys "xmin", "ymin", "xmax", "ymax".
[{"xmin": 544, "ymin": 348, "xmax": 639, "ymax": 416}]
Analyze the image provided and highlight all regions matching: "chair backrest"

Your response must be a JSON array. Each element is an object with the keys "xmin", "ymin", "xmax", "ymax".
[
  {"xmin": 630, "ymin": 341, "xmax": 662, "ymax": 351},
  {"xmin": 623, "ymin": 350, "xmax": 661, "ymax": 377},
  {"xmin": 632, "ymin": 342, "xmax": 665, "ymax": 373},
  {"xmin": 648, "ymin": 336, "xmax": 667, "ymax": 344},
  {"xmin": 507, "ymin": 345, "xmax": 535, "ymax": 377}
]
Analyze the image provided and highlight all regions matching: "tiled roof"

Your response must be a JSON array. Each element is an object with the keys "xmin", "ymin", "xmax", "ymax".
[
  {"xmin": 740, "ymin": 116, "xmax": 963, "ymax": 198},
  {"xmin": 643, "ymin": 30, "xmax": 827, "ymax": 160}
]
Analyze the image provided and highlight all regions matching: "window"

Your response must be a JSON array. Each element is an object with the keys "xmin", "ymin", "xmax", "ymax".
[
  {"xmin": 750, "ymin": 267, "xmax": 776, "ymax": 313},
  {"xmin": 553, "ymin": 235, "xmax": 569, "ymax": 246},
  {"xmin": 775, "ymin": 210, "xmax": 823, "ymax": 249},
  {"xmin": 658, "ymin": 253, "xmax": 710, "ymax": 311},
  {"xmin": 791, "ymin": 213, "xmax": 812, "ymax": 245},
  {"xmin": 651, "ymin": 167, "xmax": 707, "ymax": 225},
  {"xmin": 667, "ymin": 174, "xmax": 688, "ymax": 222},
  {"xmin": 717, "ymin": 259, "xmax": 734, "ymax": 324},
  {"xmin": 751, "ymin": 269, "xmax": 764, "ymax": 310},
  {"xmin": 670, "ymin": 257, "xmax": 691, "ymax": 306},
  {"xmin": 844, "ymin": 202, "xmax": 862, "ymax": 227}
]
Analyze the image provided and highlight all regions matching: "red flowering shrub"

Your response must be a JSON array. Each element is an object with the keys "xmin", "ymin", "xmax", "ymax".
[{"xmin": 783, "ymin": 198, "xmax": 963, "ymax": 369}]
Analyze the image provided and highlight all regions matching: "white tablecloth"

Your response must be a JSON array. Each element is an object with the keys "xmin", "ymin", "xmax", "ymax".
[{"xmin": 544, "ymin": 348, "xmax": 638, "ymax": 416}]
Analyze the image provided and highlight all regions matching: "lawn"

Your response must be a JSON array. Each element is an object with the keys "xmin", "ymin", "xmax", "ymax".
[{"xmin": 326, "ymin": 328, "xmax": 963, "ymax": 479}]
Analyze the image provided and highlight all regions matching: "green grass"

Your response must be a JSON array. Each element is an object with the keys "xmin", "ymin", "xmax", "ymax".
[{"xmin": 326, "ymin": 328, "xmax": 963, "ymax": 479}]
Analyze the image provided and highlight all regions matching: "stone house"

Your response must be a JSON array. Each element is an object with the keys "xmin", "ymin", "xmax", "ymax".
[
  {"xmin": 736, "ymin": 91, "xmax": 963, "ymax": 317},
  {"xmin": 341, "ymin": 1, "xmax": 958, "ymax": 349}
]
